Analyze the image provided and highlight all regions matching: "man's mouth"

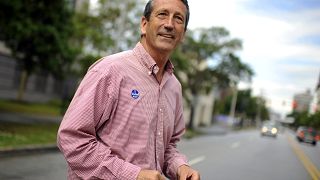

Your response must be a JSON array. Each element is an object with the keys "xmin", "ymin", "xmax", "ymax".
[{"xmin": 159, "ymin": 33, "xmax": 175, "ymax": 39}]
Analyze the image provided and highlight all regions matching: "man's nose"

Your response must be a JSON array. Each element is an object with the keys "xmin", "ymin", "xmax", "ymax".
[{"xmin": 164, "ymin": 17, "xmax": 174, "ymax": 30}]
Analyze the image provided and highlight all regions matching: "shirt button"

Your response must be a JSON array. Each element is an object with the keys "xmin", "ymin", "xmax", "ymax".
[
  {"xmin": 153, "ymin": 66, "xmax": 159, "ymax": 74},
  {"xmin": 158, "ymin": 132, "xmax": 161, "ymax": 136}
]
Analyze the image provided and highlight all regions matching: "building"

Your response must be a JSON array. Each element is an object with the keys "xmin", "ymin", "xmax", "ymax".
[
  {"xmin": 0, "ymin": 43, "xmax": 79, "ymax": 102},
  {"xmin": 293, "ymin": 89, "xmax": 313, "ymax": 113},
  {"xmin": 309, "ymin": 72, "xmax": 320, "ymax": 114}
]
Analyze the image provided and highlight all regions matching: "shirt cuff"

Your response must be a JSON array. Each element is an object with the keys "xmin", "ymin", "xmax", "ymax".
[{"xmin": 119, "ymin": 161, "xmax": 141, "ymax": 180}]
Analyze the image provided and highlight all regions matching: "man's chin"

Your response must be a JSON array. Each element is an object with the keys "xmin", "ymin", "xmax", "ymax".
[{"xmin": 156, "ymin": 42, "xmax": 176, "ymax": 52}]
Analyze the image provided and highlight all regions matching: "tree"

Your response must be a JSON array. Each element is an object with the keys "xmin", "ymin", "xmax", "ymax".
[
  {"xmin": 214, "ymin": 89, "xmax": 269, "ymax": 127},
  {"xmin": 289, "ymin": 111, "xmax": 309, "ymax": 128},
  {"xmin": 172, "ymin": 27, "xmax": 254, "ymax": 129},
  {"xmin": 72, "ymin": 0, "xmax": 143, "ymax": 75},
  {"xmin": 0, "ymin": 0, "xmax": 77, "ymax": 100},
  {"xmin": 309, "ymin": 111, "xmax": 320, "ymax": 129},
  {"xmin": 288, "ymin": 111, "xmax": 320, "ymax": 130}
]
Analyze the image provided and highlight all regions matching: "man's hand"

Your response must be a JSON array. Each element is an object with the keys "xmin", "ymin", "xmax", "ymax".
[
  {"xmin": 177, "ymin": 165, "xmax": 200, "ymax": 180},
  {"xmin": 137, "ymin": 169, "xmax": 166, "ymax": 180}
]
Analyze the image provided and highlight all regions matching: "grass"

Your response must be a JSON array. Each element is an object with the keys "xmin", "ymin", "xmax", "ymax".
[
  {"xmin": 183, "ymin": 128, "xmax": 204, "ymax": 139},
  {"xmin": 0, "ymin": 122, "xmax": 59, "ymax": 149},
  {"xmin": 0, "ymin": 99, "xmax": 63, "ymax": 149},
  {"xmin": 0, "ymin": 99, "xmax": 63, "ymax": 116},
  {"xmin": 0, "ymin": 99, "xmax": 203, "ymax": 149}
]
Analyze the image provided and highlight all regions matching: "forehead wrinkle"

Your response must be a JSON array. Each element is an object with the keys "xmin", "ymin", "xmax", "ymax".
[
  {"xmin": 153, "ymin": 6, "xmax": 186, "ymax": 19},
  {"xmin": 153, "ymin": 0, "xmax": 186, "ymax": 12}
]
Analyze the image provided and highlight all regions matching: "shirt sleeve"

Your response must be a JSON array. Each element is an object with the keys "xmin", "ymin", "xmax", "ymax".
[
  {"xmin": 57, "ymin": 67, "xmax": 141, "ymax": 180},
  {"xmin": 163, "ymin": 84, "xmax": 189, "ymax": 180}
]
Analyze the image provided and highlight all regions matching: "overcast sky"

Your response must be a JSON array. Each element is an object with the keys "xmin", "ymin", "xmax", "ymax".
[{"xmin": 187, "ymin": 0, "xmax": 320, "ymax": 116}]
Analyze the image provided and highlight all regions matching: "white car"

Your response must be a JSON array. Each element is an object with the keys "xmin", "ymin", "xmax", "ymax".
[{"xmin": 261, "ymin": 121, "xmax": 278, "ymax": 138}]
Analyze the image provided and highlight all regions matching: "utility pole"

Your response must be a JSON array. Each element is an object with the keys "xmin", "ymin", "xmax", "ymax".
[{"xmin": 256, "ymin": 89, "xmax": 263, "ymax": 128}]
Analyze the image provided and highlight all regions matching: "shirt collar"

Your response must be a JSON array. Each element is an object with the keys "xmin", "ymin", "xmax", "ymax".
[{"xmin": 133, "ymin": 42, "xmax": 174, "ymax": 75}]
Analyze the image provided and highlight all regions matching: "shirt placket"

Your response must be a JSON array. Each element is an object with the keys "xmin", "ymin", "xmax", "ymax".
[{"xmin": 155, "ymin": 86, "xmax": 164, "ymax": 172}]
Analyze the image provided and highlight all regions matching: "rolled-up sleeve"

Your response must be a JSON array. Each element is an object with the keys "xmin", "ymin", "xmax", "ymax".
[{"xmin": 57, "ymin": 67, "xmax": 141, "ymax": 180}]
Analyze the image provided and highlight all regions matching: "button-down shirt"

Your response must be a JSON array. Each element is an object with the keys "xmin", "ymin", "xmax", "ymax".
[{"xmin": 57, "ymin": 42, "xmax": 188, "ymax": 180}]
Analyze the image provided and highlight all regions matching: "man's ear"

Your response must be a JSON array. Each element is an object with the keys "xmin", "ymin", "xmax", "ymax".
[{"xmin": 140, "ymin": 16, "xmax": 147, "ymax": 36}]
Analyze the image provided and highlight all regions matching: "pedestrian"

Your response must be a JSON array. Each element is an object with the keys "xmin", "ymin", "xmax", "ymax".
[{"xmin": 57, "ymin": 0, "xmax": 200, "ymax": 179}]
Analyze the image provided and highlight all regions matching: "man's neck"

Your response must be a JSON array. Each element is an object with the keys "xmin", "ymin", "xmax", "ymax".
[{"xmin": 140, "ymin": 40, "xmax": 171, "ymax": 83}]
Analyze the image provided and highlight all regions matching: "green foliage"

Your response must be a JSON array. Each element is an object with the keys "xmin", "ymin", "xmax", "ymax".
[
  {"xmin": 172, "ymin": 27, "xmax": 254, "ymax": 98},
  {"xmin": 0, "ymin": 99, "xmax": 61, "ymax": 116},
  {"xmin": 73, "ymin": 0, "xmax": 142, "ymax": 56},
  {"xmin": 215, "ymin": 53, "xmax": 254, "ymax": 83},
  {"xmin": 70, "ymin": 0, "xmax": 143, "ymax": 75},
  {"xmin": 214, "ymin": 89, "xmax": 269, "ymax": 121},
  {"xmin": 288, "ymin": 111, "xmax": 320, "ymax": 130},
  {"xmin": 0, "ymin": 0, "xmax": 77, "ymax": 79},
  {"xmin": 183, "ymin": 128, "xmax": 204, "ymax": 139},
  {"xmin": 0, "ymin": 122, "xmax": 59, "ymax": 149},
  {"xmin": 78, "ymin": 54, "xmax": 101, "ymax": 76},
  {"xmin": 172, "ymin": 27, "xmax": 254, "ymax": 128},
  {"xmin": 309, "ymin": 111, "xmax": 320, "ymax": 129}
]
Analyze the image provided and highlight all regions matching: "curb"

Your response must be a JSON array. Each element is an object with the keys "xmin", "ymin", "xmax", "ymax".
[{"xmin": 0, "ymin": 144, "xmax": 59, "ymax": 158}]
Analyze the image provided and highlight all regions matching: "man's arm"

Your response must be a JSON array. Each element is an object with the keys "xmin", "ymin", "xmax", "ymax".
[
  {"xmin": 57, "ymin": 69, "xmax": 141, "ymax": 180},
  {"xmin": 163, "ymin": 84, "xmax": 190, "ymax": 179}
]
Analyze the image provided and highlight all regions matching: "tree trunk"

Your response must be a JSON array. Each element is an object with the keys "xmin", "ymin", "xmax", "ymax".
[
  {"xmin": 17, "ymin": 70, "xmax": 28, "ymax": 101},
  {"xmin": 188, "ymin": 103, "xmax": 195, "ymax": 130},
  {"xmin": 229, "ymin": 86, "xmax": 238, "ymax": 120},
  {"xmin": 188, "ymin": 94, "xmax": 198, "ymax": 130}
]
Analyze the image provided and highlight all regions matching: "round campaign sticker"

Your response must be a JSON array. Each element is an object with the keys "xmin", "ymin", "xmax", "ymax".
[{"xmin": 131, "ymin": 89, "xmax": 139, "ymax": 99}]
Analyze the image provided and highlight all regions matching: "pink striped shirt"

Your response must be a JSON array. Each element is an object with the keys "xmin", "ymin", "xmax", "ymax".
[{"xmin": 57, "ymin": 42, "xmax": 188, "ymax": 180}]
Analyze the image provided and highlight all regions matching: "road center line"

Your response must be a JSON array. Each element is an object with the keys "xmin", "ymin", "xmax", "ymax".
[
  {"xmin": 188, "ymin": 156, "xmax": 206, "ymax": 166},
  {"xmin": 231, "ymin": 142, "xmax": 240, "ymax": 149}
]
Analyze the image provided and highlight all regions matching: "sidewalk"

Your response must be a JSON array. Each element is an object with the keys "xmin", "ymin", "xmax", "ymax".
[
  {"xmin": 195, "ymin": 124, "xmax": 230, "ymax": 136},
  {"xmin": 0, "ymin": 112, "xmax": 62, "ymax": 157}
]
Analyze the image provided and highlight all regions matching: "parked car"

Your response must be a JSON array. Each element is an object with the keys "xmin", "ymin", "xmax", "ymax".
[
  {"xmin": 260, "ymin": 121, "xmax": 278, "ymax": 137},
  {"xmin": 296, "ymin": 126, "xmax": 318, "ymax": 146}
]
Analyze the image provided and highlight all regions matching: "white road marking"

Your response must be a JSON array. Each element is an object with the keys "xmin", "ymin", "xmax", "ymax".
[
  {"xmin": 188, "ymin": 156, "xmax": 206, "ymax": 166},
  {"xmin": 231, "ymin": 142, "xmax": 240, "ymax": 149}
]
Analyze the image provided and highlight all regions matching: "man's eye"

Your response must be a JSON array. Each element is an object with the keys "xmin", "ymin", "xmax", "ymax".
[
  {"xmin": 158, "ymin": 12, "xmax": 167, "ymax": 17},
  {"xmin": 175, "ymin": 16, "xmax": 184, "ymax": 23}
]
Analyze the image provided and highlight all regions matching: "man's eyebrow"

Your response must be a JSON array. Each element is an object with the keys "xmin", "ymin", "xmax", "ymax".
[{"xmin": 154, "ymin": 8, "xmax": 185, "ymax": 17}]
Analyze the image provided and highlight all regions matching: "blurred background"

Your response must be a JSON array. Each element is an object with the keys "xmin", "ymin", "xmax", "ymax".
[{"xmin": 0, "ymin": 0, "xmax": 319, "ymax": 179}]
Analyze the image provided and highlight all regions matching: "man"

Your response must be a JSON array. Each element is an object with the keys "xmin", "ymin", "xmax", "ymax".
[{"xmin": 57, "ymin": 0, "xmax": 200, "ymax": 179}]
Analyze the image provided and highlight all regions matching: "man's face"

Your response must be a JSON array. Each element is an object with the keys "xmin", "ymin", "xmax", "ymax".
[{"xmin": 141, "ymin": 0, "xmax": 187, "ymax": 53}]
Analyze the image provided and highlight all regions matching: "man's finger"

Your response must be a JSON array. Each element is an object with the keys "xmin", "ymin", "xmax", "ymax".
[
  {"xmin": 190, "ymin": 171, "xmax": 200, "ymax": 180},
  {"xmin": 179, "ymin": 172, "xmax": 188, "ymax": 180}
]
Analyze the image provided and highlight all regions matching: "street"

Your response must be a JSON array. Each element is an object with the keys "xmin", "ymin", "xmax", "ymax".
[
  {"xmin": 0, "ymin": 127, "xmax": 319, "ymax": 180},
  {"xmin": 181, "ymin": 128, "xmax": 320, "ymax": 180}
]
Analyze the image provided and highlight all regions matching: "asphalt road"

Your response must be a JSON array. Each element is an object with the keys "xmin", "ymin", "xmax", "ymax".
[
  {"xmin": 0, "ymin": 127, "xmax": 319, "ymax": 180},
  {"xmin": 180, "ymin": 128, "xmax": 320, "ymax": 180}
]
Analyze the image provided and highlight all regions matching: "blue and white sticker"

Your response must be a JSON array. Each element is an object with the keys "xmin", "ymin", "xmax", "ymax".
[{"xmin": 131, "ymin": 89, "xmax": 140, "ymax": 99}]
